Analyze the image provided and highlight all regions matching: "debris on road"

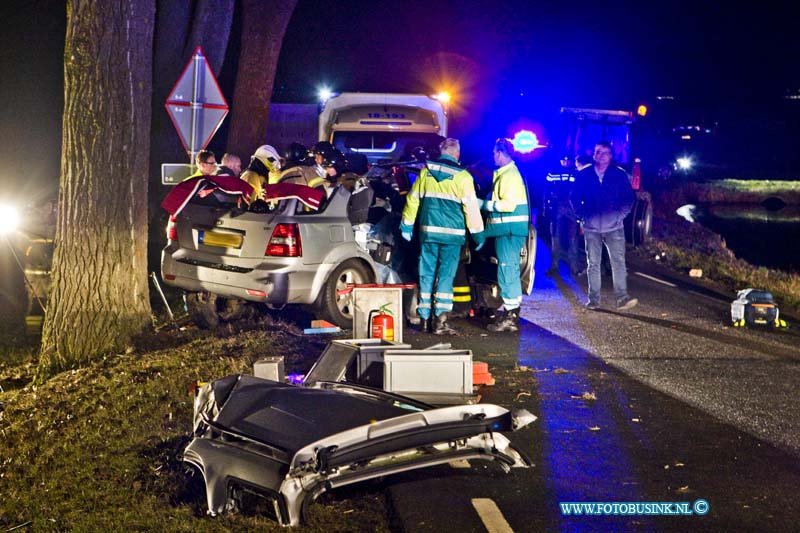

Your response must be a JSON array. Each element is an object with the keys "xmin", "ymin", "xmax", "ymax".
[
  {"xmin": 185, "ymin": 375, "xmax": 535, "ymax": 526},
  {"xmin": 515, "ymin": 391, "xmax": 532, "ymax": 401}
]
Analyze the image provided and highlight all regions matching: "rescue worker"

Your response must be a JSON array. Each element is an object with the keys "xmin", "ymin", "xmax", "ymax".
[
  {"xmin": 400, "ymin": 138, "xmax": 484, "ymax": 335},
  {"xmin": 475, "ymin": 138, "xmax": 529, "ymax": 333},
  {"xmin": 185, "ymin": 150, "xmax": 217, "ymax": 179},
  {"xmin": 311, "ymin": 141, "xmax": 335, "ymax": 180},
  {"xmin": 240, "ymin": 144, "xmax": 282, "ymax": 204},
  {"xmin": 275, "ymin": 142, "xmax": 321, "ymax": 186},
  {"xmin": 218, "ymin": 153, "xmax": 242, "ymax": 176}
]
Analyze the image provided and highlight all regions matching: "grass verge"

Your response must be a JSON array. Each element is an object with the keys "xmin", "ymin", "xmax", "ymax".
[
  {"xmin": 638, "ymin": 214, "xmax": 800, "ymax": 317},
  {"xmin": 0, "ymin": 319, "xmax": 390, "ymax": 531}
]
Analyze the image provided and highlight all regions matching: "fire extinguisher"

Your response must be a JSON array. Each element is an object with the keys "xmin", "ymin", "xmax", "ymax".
[{"xmin": 369, "ymin": 303, "xmax": 394, "ymax": 341}]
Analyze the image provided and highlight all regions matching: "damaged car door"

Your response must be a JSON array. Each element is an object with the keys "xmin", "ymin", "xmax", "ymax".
[{"xmin": 185, "ymin": 375, "xmax": 535, "ymax": 527}]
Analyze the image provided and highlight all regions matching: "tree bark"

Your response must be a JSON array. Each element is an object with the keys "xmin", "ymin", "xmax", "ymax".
[
  {"xmin": 39, "ymin": 0, "xmax": 156, "ymax": 377},
  {"xmin": 227, "ymin": 0, "xmax": 298, "ymax": 159}
]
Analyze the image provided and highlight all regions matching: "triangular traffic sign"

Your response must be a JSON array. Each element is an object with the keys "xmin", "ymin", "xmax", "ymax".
[{"xmin": 165, "ymin": 46, "xmax": 229, "ymax": 155}]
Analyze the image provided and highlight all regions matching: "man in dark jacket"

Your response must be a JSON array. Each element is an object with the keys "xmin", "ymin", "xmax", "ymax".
[{"xmin": 570, "ymin": 141, "xmax": 638, "ymax": 311}]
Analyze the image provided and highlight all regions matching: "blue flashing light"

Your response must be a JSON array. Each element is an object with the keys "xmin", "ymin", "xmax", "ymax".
[
  {"xmin": 511, "ymin": 130, "xmax": 544, "ymax": 154},
  {"xmin": 286, "ymin": 373, "xmax": 305, "ymax": 384},
  {"xmin": 318, "ymin": 87, "xmax": 333, "ymax": 103}
]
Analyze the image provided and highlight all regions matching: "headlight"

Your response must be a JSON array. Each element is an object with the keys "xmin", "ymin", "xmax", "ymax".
[
  {"xmin": 0, "ymin": 204, "xmax": 20, "ymax": 235},
  {"xmin": 676, "ymin": 157, "xmax": 693, "ymax": 171}
]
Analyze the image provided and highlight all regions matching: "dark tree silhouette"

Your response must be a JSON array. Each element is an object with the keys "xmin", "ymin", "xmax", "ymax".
[
  {"xmin": 38, "ymin": 0, "xmax": 156, "ymax": 377},
  {"xmin": 227, "ymin": 0, "xmax": 299, "ymax": 158}
]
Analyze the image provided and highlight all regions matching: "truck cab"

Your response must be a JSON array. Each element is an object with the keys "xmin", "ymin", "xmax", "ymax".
[{"xmin": 319, "ymin": 93, "xmax": 448, "ymax": 165}]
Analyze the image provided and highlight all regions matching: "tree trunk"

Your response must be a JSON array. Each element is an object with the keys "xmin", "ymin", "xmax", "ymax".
[
  {"xmin": 39, "ymin": 0, "xmax": 156, "ymax": 377},
  {"xmin": 227, "ymin": 0, "xmax": 298, "ymax": 159}
]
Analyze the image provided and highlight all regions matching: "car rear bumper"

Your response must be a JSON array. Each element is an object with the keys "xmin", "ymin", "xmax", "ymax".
[{"xmin": 161, "ymin": 247, "xmax": 318, "ymax": 306}]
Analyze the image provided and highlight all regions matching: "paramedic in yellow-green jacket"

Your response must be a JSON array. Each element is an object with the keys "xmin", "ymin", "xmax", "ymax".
[
  {"xmin": 474, "ymin": 138, "xmax": 529, "ymax": 333},
  {"xmin": 400, "ymin": 138, "xmax": 484, "ymax": 335}
]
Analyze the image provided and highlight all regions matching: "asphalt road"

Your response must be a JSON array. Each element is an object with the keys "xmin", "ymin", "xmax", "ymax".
[{"xmin": 388, "ymin": 247, "xmax": 800, "ymax": 532}]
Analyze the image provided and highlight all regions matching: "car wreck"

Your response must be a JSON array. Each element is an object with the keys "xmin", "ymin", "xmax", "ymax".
[{"xmin": 185, "ymin": 374, "xmax": 535, "ymax": 527}]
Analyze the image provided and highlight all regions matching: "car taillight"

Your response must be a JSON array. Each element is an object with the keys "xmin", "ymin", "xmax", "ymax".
[
  {"xmin": 167, "ymin": 215, "xmax": 178, "ymax": 241},
  {"xmin": 265, "ymin": 223, "xmax": 301, "ymax": 257}
]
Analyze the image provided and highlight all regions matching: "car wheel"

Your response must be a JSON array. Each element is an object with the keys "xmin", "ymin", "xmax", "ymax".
[
  {"xmin": 185, "ymin": 292, "xmax": 247, "ymax": 329},
  {"xmin": 319, "ymin": 259, "xmax": 373, "ymax": 329}
]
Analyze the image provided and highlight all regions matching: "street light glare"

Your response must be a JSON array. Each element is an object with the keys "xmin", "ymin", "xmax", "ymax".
[
  {"xmin": 0, "ymin": 204, "xmax": 20, "ymax": 235},
  {"xmin": 435, "ymin": 91, "xmax": 451, "ymax": 103},
  {"xmin": 318, "ymin": 87, "xmax": 333, "ymax": 102},
  {"xmin": 676, "ymin": 157, "xmax": 693, "ymax": 170}
]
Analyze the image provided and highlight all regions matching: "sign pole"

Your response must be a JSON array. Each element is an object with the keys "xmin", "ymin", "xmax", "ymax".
[
  {"xmin": 189, "ymin": 50, "xmax": 200, "ymax": 163},
  {"xmin": 163, "ymin": 46, "xmax": 229, "ymax": 184}
]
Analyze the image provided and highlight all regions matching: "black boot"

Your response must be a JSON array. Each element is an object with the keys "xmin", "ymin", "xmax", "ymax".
[
  {"xmin": 433, "ymin": 313, "xmax": 457, "ymax": 335},
  {"xmin": 487, "ymin": 308, "xmax": 519, "ymax": 332},
  {"xmin": 415, "ymin": 316, "xmax": 432, "ymax": 333}
]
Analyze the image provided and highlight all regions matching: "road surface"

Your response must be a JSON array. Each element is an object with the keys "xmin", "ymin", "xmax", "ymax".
[{"xmin": 388, "ymin": 249, "xmax": 800, "ymax": 531}]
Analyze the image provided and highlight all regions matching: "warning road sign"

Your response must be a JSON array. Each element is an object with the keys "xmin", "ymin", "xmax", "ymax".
[{"xmin": 165, "ymin": 46, "xmax": 229, "ymax": 159}]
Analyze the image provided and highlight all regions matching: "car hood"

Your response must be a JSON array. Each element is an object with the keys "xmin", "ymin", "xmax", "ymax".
[{"xmin": 185, "ymin": 375, "xmax": 535, "ymax": 526}]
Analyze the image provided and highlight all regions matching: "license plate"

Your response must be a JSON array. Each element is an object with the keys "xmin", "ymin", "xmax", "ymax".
[{"xmin": 199, "ymin": 230, "xmax": 243, "ymax": 249}]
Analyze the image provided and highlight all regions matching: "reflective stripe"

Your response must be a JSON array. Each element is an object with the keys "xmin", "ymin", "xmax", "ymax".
[
  {"xmin": 402, "ymin": 218, "xmax": 415, "ymax": 227},
  {"xmin": 503, "ymin": 297, "xmax": 521, "ymax": 305},
  {"xmin": 435, "ymin": 292, "xmax": 454, "ymax": 299},
  {"xmin": 418, "ymin": 303, "xmax": 432, "ymax": 309},
  {"xmin": 437, "ymin": 303, "xmax": 453, "ymax": 310},
  {"xmin": 487, "ymin": 215, "xmax": 529, "ymax": 224},
  {"xmin": 409, "ymin": 191, "xmax": 421, "ymax": 200},
  {"xmin": 453, "ymin": 295, "xmax": 471, "ymax": 302},
  {"xmin": 421, "ymin": 225, "xmax": 466, "ymax": 235},
  {"xmin": 422, "ymin": 191, "xmax": 461, "ymax": 202},
  {"xmin": 419, "ymin": 292, "xmax": 432, "ymax": 299},
  {"xmin": 427, "ymin": 162, "xmax": 459, "ymax": 177},
  {"xmin": 453, "ymin": 286, "xmax": 471, "ymax": 293}
]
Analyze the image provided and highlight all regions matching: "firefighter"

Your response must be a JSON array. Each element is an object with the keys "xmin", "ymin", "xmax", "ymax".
[
  {"xmin": 400, "ymin": 138, "xmax": 484, "ymax": 335},
  {"xmin": 241, "ymin": 144, "xmax": 282, "ymax": 203},
  {"xmin": 275, "ymin": 142, "xmax": 321, "ymax": 186},
  {"xmin": 475, "ymin": 138, "xmax": 529, "ymax": 333}
]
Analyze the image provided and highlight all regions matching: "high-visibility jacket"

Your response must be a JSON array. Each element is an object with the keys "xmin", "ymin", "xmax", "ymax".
[
  {"xmin": 400, "ymin": 156, "xmax": 484, "ymax": 245},
  {"xmin": 482, "ymin": 161, "xmax": 529, "ymax": 237}
]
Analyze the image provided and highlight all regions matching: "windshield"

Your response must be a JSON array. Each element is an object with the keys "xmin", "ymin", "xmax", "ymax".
[{"xmin": 332, "ymin": 131, "xmax": 443, "ymax": 164}]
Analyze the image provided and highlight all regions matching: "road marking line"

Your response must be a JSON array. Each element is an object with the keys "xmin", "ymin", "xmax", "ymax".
[
  {"xmin": 471, "ymin": 498, "xmax": 514, "ymax": 533},
  {"xmin": 449, "ymin": 459, "xmax": 471, "ymax": 468},
  {"xmin": 634, "ymin": 271, "xmax": 677, "ymax": 287}
]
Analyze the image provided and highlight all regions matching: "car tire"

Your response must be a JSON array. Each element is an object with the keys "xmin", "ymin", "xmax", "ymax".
[
  {"xmin": 318, "ymin": 259, "xmax": 374, "ymax": 329},
  {"xmin": 185, "ymin": 292, "xmax": 247, "ymax": 329}
]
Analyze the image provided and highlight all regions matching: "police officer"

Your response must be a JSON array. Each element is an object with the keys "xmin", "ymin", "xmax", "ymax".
[
  {"xmin": 476, "ymin": 138, "xmax": 529, "ymax": 332},
  {"xmin": 544, "ymin": 155, "xmax": 584, "ymax": 274},
  {"xmin": 400, "ymin": 138, "xmax": 484, "ymax": 335}
]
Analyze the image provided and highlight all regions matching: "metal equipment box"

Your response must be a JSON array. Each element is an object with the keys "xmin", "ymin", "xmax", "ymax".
[
  {"xmin": 383, "ymin": 350, "xmax": 473, "ymax": 397},
  {"xmin": 253, "ymin": 356, "xmax": 285, "ymax": 382},
  {"xmin": 303, "ymin": 339, "xmax": 411, "ymax": 386}
]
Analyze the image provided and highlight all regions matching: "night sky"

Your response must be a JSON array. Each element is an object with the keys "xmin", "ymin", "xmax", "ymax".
[{"xmin": 1, "ymin": 0, "xmax": 797, "ymax": 203}]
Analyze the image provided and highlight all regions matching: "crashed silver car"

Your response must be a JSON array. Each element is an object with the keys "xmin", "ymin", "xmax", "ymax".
[
  {"xmin": 162, "ymin": 183, "xmax": 376, "ymax": 328},
  {"xmin": 185, "ymin": 375, "xmax": 534, "ymax": 527}
]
